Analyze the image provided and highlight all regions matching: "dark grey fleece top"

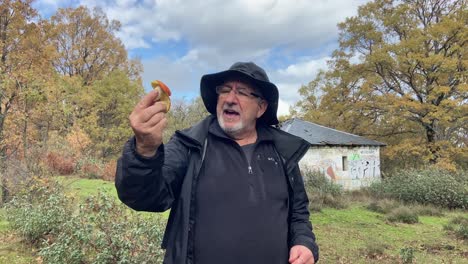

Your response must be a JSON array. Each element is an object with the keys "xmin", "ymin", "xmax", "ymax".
[{"xmin": 193, "ymin": 121, "xmax": 289, "ymax": 264}]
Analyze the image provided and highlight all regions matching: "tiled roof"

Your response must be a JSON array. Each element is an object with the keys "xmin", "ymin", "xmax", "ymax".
[{"xmin": 280, "ymin": 118, "xmax": 386, "ymax": 146}]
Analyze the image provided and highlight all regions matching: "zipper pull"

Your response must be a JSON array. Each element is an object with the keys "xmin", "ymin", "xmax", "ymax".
[{"xmin": 248, "ymin": 166, "xmax": 253, "ymax": 174}]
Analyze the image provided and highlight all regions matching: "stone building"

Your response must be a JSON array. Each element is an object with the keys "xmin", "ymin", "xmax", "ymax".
[{"xmin": 281, "ymin": 118, "xmax": 386, "ymax": 190}]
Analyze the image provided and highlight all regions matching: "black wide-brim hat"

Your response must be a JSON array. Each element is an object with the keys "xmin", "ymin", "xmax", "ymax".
[{"xmin": 200, "ymin": 62, "xmax": 279, "ymax": 125}]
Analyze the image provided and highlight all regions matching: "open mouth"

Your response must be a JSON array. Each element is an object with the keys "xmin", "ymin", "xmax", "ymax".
[{"xmin": 223, "ymin": 109, "xmax": 240, "ymax": 118}]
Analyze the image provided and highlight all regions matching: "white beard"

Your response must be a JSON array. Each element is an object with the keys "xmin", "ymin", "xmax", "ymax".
[{"xmin": 217, "ymin": 112, "xmax": 244, "ymax": 137}]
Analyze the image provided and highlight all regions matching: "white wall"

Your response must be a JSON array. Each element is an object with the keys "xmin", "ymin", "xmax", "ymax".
[{"xmin": 299, "ymin": 146, "xmax": 381, "ymax": 190}]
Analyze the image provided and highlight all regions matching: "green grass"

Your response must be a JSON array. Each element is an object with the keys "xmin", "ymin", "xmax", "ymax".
[
  {"xmin": 56, "ymin": 176, "xmax": 171, "ymax": 219},
  {"xmin": 1, "ymin": 176, "xmax": 467, "ymax": 263},
  {"xmin": 312, "ymin": 205, "xmax": 468, "ymax": 263},
  {"xmin": 56, "ymin": 176, "xmax": 117, "ymax": 200},
  {"xmin": 0, "ymin": 212, "xmax": 8, "ymax": 233}
]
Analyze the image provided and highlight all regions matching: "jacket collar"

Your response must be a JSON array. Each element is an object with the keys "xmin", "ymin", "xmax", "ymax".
[
  {"xmin": 207, "ymin": 118, "xmax": 275, "ymax": 144},
  {"xmin": 175, "ymin": 115, "xmax": 215, "ymax": 149},
  {"xmin": 176, "ymin": 115, "xmax": 310, "ymax": 163}
]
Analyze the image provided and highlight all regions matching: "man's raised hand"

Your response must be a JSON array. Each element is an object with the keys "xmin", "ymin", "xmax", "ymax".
[{"xmin": 129, "ymin": 90, "xmax": 168, "ymax": 157}]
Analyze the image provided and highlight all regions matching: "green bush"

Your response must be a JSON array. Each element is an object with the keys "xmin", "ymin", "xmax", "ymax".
[
  {"xmin": 361, "ymin": 239, "xmax": 388, "ymax": 259},
  {"xmin": 369, "ymin": 169, "xmax": 467, "ymax": 209},
  {"xmin": 5, "ymin": 178, "xmax": 73, "ymax": 245},
  {"xmin": 6, "ymin": 177, "xmax": 166, "ymax": 263},
  {"xmin": 303, "ymin": 170, "xmax": 347, "ymax": 211},
  {"xmin": 444, "ymin": 216, "xmax": 468, "ymax": 240},
  {"xmin": 386, "ymin": 207, "xmax": 419, "ymax": 224},
  {"xmin": 399, "ymin": 247, "xmax": 415, "ymax": 264},
  {"xmin": 410, "ymin": 204, "xmax": 444, "ymax": 217},
  {"xmin": 39, "ymin": 193, "xmax": 166, "ymax": 264}
]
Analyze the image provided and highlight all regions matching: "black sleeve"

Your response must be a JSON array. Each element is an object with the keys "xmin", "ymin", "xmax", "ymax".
[
  {"xmin": 115, "ymin": 135, "xmax": 188, "ymax": 212},
  {"xmin": 289, "ymin": 164, "xmax": 320, "ymax": 262}
]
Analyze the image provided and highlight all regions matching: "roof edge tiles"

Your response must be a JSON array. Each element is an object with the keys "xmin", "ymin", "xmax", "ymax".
[{"xmin": 280, "ymin": 118, "xmax": 386, "ymax": 147}]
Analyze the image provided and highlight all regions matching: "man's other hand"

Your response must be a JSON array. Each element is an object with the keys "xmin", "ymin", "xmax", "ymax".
[{"xmin": 289, "ymin": 245, "xmax": 315, "ymax": 264}]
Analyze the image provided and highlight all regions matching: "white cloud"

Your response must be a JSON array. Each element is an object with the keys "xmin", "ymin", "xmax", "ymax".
[
  {"xmin": 75, "ymin": 0, "xmax": 368, "ymax": 51},
  {"xmin": 270, "ymin": 57, "xmax": 330, "ymax": 115},
  {"xmin": 35, "ymin": 0, "xmax": 370, "ymax": 117},
  {"xmin": 277, "ymin": 58, "xmax": 329, "ymax": 80},
  {"xmin": 141, "ymin": 56, "xmax": 201, "ymax": 97},
  {"xmin": 277, "ymin": 98, "xmax": 291, "ymax": 118}
]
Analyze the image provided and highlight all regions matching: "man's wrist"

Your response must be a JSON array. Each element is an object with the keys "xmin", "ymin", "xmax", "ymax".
[{"xmin": 135, "ymin": 143, "xmax": 158, "ymax": 157}]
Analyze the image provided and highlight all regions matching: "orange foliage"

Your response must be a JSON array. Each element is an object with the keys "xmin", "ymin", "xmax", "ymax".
[
  {"xmin": 45, "ymin": 152, "xmax": 75, "ymax": 175},
  {"xmin": 80, "ymin": 162, "xmax": 102, "ymax": 179},
  {"xmin": 66, "ymin": 125, "xmax": 92, "ymax": 158},
  {"xmin": 102, "ymin": 160, "xmax": 117, "ymax": 182}
]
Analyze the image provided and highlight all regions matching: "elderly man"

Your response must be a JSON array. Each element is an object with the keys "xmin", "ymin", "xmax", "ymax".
[{"xmin": 116, "ymin": 62, "xmax": 319, "ymax": 264}]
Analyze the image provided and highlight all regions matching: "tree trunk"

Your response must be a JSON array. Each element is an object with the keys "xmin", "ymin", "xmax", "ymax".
[
  {"xmin": 425, "ymin": 124, "xmax": 439, "ymax": 164},
  {"xmin": 22, "ymin": 114, "xmax": 28, "ymax": 159},
  {"xmin": 0, "ymin": 115, "xmax": 8, "ymax": 205}
]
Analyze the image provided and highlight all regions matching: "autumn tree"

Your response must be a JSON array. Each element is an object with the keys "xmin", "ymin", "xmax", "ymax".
[
  {"xmin": 76, "ymin": 71, "xmax": 144, "ymax": 159},
  {"xmin": 163, "ymin": 97, "xmax": 209, "ymax": 141},
  {"xmin": 294, "ymin": 0, "xmax": 467, "ymax": 170},
  {"xmin": 0, "ymin": 0, "xmax": 57, "ymax": 202},
  {"xmin": 40, "ymin": 5, "xmax": 145, "ymax": 160},
  {"xmin": 49, "ymin": 6, "xmax": 138, "ymax": 86}
]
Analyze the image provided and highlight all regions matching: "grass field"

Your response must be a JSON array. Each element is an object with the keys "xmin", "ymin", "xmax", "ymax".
[
  {"xmin": 313, "ymin": 206, "xmax": 467, "ymax": 263},
  {"xmin": 0, "ymin": 176, "xmax": 467, "ymax": 263}
]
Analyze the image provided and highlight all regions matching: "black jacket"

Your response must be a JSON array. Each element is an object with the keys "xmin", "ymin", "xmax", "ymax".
[{"xmin": 115, "ymin": 116, "xmax": 319, "ymax": 263}]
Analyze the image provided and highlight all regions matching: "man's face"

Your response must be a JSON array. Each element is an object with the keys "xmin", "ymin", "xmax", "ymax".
[{"xmin": 216, "ymin": 80, "xmax": 267, "ymax": 137}]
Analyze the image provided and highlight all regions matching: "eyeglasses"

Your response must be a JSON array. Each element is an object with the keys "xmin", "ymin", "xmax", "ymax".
[{"xmin": 215, "ymin": 85, "xmax": 263, "ymax": 100}]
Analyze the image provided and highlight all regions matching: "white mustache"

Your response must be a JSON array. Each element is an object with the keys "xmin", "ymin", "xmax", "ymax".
[{"xmin": 223, "ymin": 105, "xmax": 240, "ymax": 113}]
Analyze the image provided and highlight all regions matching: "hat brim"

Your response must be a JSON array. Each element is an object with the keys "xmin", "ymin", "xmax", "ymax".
[{"xmin": 200, "ymin": 69, "xmax": 279, "ymax": 125}]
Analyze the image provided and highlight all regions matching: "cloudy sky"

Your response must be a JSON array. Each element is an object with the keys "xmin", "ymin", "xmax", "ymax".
[{"xmin": 34, "ymin": 0, "xmax": 369, "ymax": 116}]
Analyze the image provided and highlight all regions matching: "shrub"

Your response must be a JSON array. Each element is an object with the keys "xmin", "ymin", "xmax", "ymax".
[
  {"xmin": 6, "ymin": 177, "xmax": 166, "ymax": 263},
  {"xmin": 366, "ymin": 199, "xmax": 399, "ymax": 214},
  {"xmin": 39, "ymin": 192, "xmax": 166, "ymax": 263},
  {"xmin": 410, "ymin": 204, "xmax": 444, "ymax": 217},
  {"xmin": 45, "ymin": 152, "xmax": 75, "ymax": 175},
  {"xmin": 386, "ymin": 206, "xmax": 419, "ymax": 224},
  {"xmin": 444, "ymin": 216, "xmax": 468, "ymax": 240},
  {"xmin": 76, "ymin": 157, "xmax": 103, "ymax": 179},
  {"xmin": 369, "ymin": 169, "xmax": 467, "ymax": 209},
  {"xmin": 345, "ymin": 188, "xmax": 374, "ymax": 203},
  {"xmin": 102, "ymin": 160, "xmax": 117, "ymax": 182},
  {"xmin": 361, "ymin": 239, "xmax": 388, "ymax": 259},
  {"xmin": 303, "ymin": 170, "xmax": 347, "ymax": 211},
  {"xmin": 75, "ymin": 157, "xmax": 116, "ymax": 181},
  {"xmin": 400, "ymin": 247, "xmax": 415, "ymax": 264},
  {"xmin": 5, "ymin": 178, "xmax": 73, "ymax": 245}
]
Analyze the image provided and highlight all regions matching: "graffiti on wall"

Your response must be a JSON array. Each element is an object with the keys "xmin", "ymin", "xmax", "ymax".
[
  {"xmin": 300, "ymin": 147, "xmax": 381, "ymax": 189},
  {"xmin": 306, "ymin": 159, "xmax": 337, "ymax": 181},
  {"xmin": 349, "ymin": 152, "xmax": 380, "ymax": 180}
]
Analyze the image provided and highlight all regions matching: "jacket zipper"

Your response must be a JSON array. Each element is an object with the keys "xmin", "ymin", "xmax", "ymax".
[
  {"xmin": 242, "ymin": 146, "xmax": 254, "ymax": 175},
  {"xmin": 236, "ymin": 143, "xmax": 254, "ymax": 174}
]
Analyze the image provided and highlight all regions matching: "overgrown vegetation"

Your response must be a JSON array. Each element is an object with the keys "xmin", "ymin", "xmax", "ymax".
[
  {"xmin": 385, "ymin": 207, "xmax": 419, "ymax": 224},
  {"xmin": 4, "ymin": 178, "xmax": 166, "ymax": 263},
  {"xmin": 369, "ymin": 169, "xmax": 468, "ymax": 209},
  {"xmin": 399, "ymin": 247, "xmax": 415, "ymax": 264},
  {"xmin": 360, "ymin": 238, "xmax": 388, "ymax": 259},
  {"xmin": 444, "ymin": 216, "xmax": 468, "ymax": 240},
  {"xmin": 5, "ymin": 178, "xmax": 73, "ymax": 245},
  {"xmin": 303, "ymin": 170, "xmax": 347, "ymax": 212},
  {"xmin": 2, "ymin": 174, "xmax": 467, "ymax": 263},
  {"xmin": 366, "ymin": 199, "xmax": 399, "ymax": 214}
]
